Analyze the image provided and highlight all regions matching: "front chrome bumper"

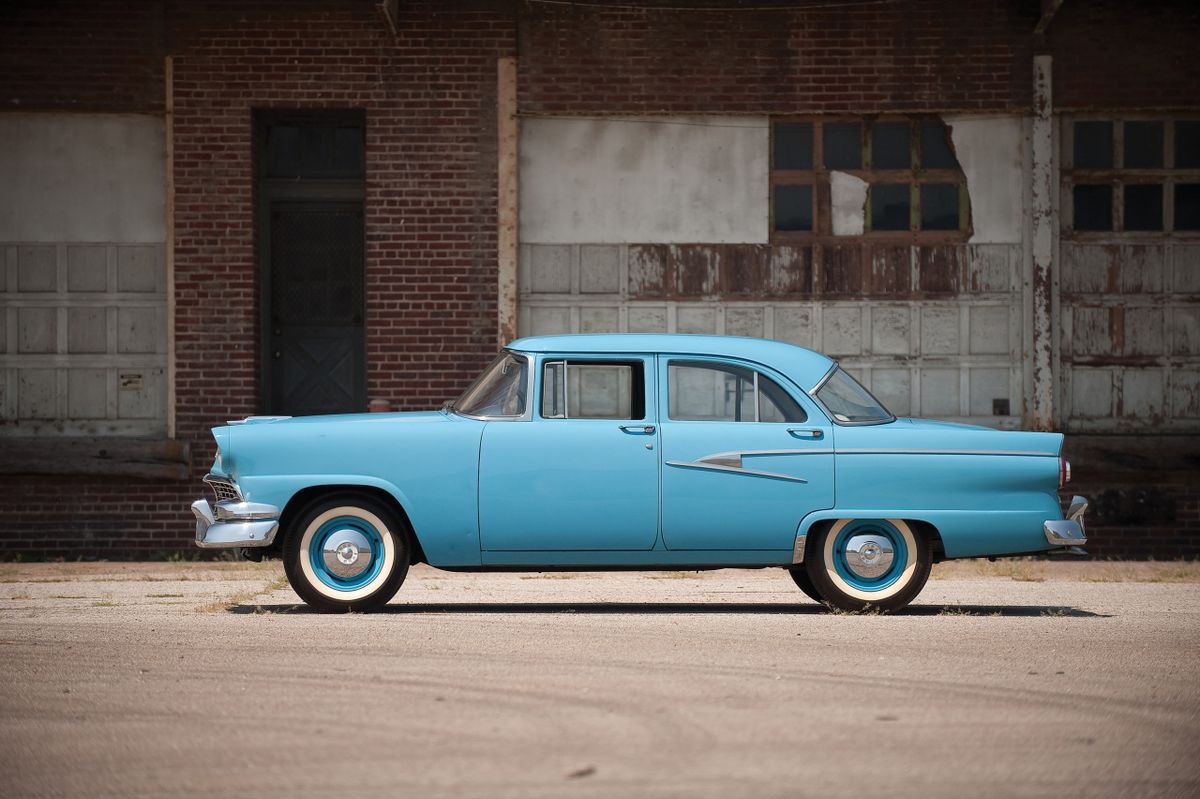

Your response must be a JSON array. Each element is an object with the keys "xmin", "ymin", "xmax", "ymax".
[
  {"xmin": 1044, "ymin": 495, "xmax": 1088, "ymax": 548},
  {"xmin": 191, "ymin": 497, "xmax": 281, "ymax": 549}
]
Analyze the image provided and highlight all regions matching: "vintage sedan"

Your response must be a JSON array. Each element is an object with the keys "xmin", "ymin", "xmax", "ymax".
[{"xmin": 191, "ymin": 334, "xmax": 1087, "ymax": 613}]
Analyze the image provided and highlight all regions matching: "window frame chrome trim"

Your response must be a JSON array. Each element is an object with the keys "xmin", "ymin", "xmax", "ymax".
[
  {"xmin": 808, "ymin": 364, "xmax": 897, "ymax": 427},
  {"xmin": 447, "ymin": 349, "xmax": 533, "ymax": 422}
]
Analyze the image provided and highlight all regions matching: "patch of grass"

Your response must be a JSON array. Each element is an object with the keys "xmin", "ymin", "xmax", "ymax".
[
  {"xmin": 647, "ymin": 571, "xmax": 704, "ymax": 580},
  {"xmin": 147, "ymin": 593, "xmax": 184, "ymax": 598},
  {"xmin": 91, "ymin": 600, "xmax": 119, "ymax": 608},
  {"xmin": 937, "ymin": 606, "xmax": 977, "ymax": 616},
  {"xmin": 196, "ymin": 575, "xmax": 289, "ymax": 613},
  {"xmin": 50, "ymin": 595, "xmax": 88, "ymax": 600},
  {"xmin": 8, "ymin": 593, "xmax": 32, "ymax": 601}
]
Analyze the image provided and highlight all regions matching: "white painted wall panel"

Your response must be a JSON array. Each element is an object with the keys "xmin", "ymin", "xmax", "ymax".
[
  {"xmin": 519, "ymin": 116, "xmax": 769, "ymax": 244},
  {"xmin": 0, "ymin": 113, "xmax": 165, "ymax": 243},
  {"xmin": 945, "ymin": 115, "xmax": 1024, "ymax": 244}
]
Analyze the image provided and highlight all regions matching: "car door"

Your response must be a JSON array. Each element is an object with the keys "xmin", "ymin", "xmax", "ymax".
[
  {"xmin": 658, "ymin": 356, "xmax": 834, "ymax": 551},
  {"xmin": 478, "ymin": 354, "xmax": 659, "ymax": 551}
]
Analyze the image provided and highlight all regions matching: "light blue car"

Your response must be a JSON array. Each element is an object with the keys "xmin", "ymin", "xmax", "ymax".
[{"xmin": 191, "ymin": 334, "xmax": 1088, "ymax": 613}]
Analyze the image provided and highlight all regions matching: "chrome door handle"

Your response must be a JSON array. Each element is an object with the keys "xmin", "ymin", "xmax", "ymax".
[
  {"xmin": 619, "ymin": 424, "xmax": 656, "ymax": 434},
  {"xmin": 787, "ymin": 428, "xmax": 823, "ymax": 439}
]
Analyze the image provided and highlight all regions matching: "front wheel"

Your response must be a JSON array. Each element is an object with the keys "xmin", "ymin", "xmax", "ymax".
[
  {"xmin": 283, "ymin": 493, "xmax": 411, "ymax": 612},
  {"xmin": 805, "ymin": 519, "xmax": 931, "ymax": 613}
]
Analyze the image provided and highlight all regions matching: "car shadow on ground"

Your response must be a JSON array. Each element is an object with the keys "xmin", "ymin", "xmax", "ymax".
[{"xmin": 229, "ymin": 602, "xmax": 1107, "ymax": 618}]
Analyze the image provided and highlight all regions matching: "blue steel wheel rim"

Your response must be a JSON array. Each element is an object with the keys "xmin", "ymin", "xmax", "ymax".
[
  {"xmin": 308, "ymin": 515, "xmax": 386, "ymax": 592},
  {"xmin": 831, "ymin": 520, "xmax": 908, "ymax": 593}
]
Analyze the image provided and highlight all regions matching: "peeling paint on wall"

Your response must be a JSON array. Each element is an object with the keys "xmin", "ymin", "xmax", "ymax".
[
  {"xmin": 830, "ymin": 171, "xmax": 867, "ymax": 236},
  {"xmin": 945, "ymin": 115, "xmax": 1025, "ymax": 245}
]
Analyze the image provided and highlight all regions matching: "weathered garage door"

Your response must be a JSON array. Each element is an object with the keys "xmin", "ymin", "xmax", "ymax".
[{"xmin": 517, "ymin": 115, "xmax": 1028, "ymax": 429}]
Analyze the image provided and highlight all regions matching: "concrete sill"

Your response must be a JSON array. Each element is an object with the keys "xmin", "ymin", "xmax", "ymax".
[{"xmin": 0, "ymin": 437, "xmax": 192, "ymax": 481}]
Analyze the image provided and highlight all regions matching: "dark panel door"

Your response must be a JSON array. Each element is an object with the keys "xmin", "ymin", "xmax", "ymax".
[{"xmin": 266, "ymin": 200, "xmax": 365, "ymax": 415}]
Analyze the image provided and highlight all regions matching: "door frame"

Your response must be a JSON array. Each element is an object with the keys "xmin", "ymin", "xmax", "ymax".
[{"xmin": 254, "ymin": 109, "xmax": 367, "ymax": 414}]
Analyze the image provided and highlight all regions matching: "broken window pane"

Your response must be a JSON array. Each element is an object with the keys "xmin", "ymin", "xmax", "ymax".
[
  {"xmin": 920, "ymin": 121, "xmax": 957, "ymax": 169},
  {"xmin": 1176, "ymin": 184, "xmax": 1200, "ymax": 231},
  {"xmin": 1123, "ymin": 184, "xmax": 1163, "ymax": 231},
  {"xmin": 1073, "ymin": 184, "xmax": 1112, "ymax": 231},
  {"xmin": 872, "ymin": 122, "xmax": 911, "ymax": 169},
  {"xmin": 774, "ymin": 184, "xmax": 813, "ymax": 231},
  {"xmin": 871, "ymin": 183, "xmax": 910, "ymax": 230},
  {"xmin": 1073, "ymin": 121, "xmax": 1113, "ymax": 169},
  {"xmin": 823, "ymin": 122, "xmax": 861, "ymax": 170},
  {"xmin": 1177, "ymin": 121, "xmax": 1200, "ymax": 169},
  {"xmin": 920, "ymin": 183, "xmax": 960, "ymax": 230},
  {"xmin": 1123, "ymin": 121, "xmax": 1163, "ymax": 168},
  {"xmin": 773, "ymin": 122, "xmax": 813, "ymax": 170}
]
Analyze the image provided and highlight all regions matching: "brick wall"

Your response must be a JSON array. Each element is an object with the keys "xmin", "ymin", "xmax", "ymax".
[
  {"xmin": 1, "ymin": 0, "xmax": 515, "ymax": 558},
  {"xmin": 518, "ymin": 0, "xmax": 1037, "ymax": 115},
  {"xmin": 1, "ymin": 0, "xmax": 1198, "ymax": 559},
  {"xmin": 1049, "ymin": 0, "xmax": 1200, "ymax": 111},
  {"xmin": 0, "ymin": 0, "xmax": 165, "ymax": 113}
]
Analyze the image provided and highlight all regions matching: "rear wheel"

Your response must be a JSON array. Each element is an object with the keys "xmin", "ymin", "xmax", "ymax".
[
  {"xmin": 787, "ymin": 567, "xmax": 825, "ymax": 603},
  {"xmin": 805, "ymin": 518, "xmax": 931, "ymax": 613},
  {"xmin": 283, "ymin": 493, "xmax": 411, "ymax": 612}
]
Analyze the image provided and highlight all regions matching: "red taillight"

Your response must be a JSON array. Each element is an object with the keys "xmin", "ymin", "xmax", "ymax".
[{"xmin": 1059, "ymin": 458, "xmax": 1071, "ymax": 487}]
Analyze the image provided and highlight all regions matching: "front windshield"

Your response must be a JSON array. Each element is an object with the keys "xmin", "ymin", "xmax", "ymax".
[
  {"xmin": 815, "ymin": 367, "xmax": 894, "ymax": 425},
  {"xmin": 453, "ymin": 351, "xmax": 528, "ymax": 418}
]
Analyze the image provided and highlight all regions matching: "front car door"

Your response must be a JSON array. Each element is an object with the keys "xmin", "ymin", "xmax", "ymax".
[
  {"xmin": 478, "ymin": 353, "xmax": 659, "ymax": 551},
  {"xmin": 658, "ymin": 357, "xmax": 834, "ymax": 551}
]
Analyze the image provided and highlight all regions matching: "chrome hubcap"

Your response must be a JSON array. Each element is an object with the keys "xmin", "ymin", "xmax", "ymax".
[
  {"xmin": 322, "ymin": 529, "xmax": 374, "ymax": 579},
  {"xmin": 843, "ymin": 534, "xmax": 894, "ymax": 580}
]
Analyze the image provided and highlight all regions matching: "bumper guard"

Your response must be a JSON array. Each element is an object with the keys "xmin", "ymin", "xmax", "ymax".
[
  {"xmin": 192, "ymin": 498, "xmax": 281, "ymax": 549},
  {"xmin": 1044, "ymin": 495, "xmax": 1088, "ymax": 548}
]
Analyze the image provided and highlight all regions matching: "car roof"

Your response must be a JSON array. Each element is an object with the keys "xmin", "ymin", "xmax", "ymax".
[{"xmin": 507, "ymin": 334, "xmax": 836, "ymax": 390}]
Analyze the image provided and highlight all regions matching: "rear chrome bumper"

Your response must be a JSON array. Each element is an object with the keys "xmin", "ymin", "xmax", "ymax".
[
  {"xmin": 1044, "ymin": 495, "xmax": 1088, "ymax": 548},
  {"xmin": 191, "ymin": 497, "xmax": 280, "ymax": 549}
]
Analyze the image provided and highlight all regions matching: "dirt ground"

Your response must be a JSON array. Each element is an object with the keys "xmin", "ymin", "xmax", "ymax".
[{"xmin": 1, "ymin": 560, "xmax": 1198, "ymax": 798}]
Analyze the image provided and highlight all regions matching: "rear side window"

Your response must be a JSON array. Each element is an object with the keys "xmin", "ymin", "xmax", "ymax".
[
  {"xmin": 541, "ymin": 360, "xmax": 645, "ymax": 420},
  {"xmin": 668, "ymin": 361, "xmax": 806, "ymax": 422}
]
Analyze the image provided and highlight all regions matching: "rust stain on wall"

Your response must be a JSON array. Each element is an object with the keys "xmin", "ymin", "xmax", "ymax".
[
  {"xmin": 869, "ymin": 246, "xmax": 912, "ymax": 296},
  {"xmin": 917, "ymin": 245, "xmax": 963, "ymax": 295}
]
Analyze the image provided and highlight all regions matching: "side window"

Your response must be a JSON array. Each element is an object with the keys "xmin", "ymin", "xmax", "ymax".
[
  {"xmin": 541, "ymin": 360, "xmax": 645, "ymax": 420},
  {"xmin": 668, "ymin": 361, "xmax": 807, "ymax": 423}
]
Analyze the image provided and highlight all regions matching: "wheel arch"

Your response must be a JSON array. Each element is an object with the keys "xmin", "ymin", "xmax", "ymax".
[
  {"xmin": 273, "ymin": 483, "xmax": 428, "ymax": 565},
  {"xmin": 799, "ymin": 513, "xmax": 945, "ymax": 564}
]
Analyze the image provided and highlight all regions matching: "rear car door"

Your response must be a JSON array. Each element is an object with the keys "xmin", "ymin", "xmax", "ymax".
[{"xmin": 658, "ymin": 357, "xmax": 834, "ymax": 551}]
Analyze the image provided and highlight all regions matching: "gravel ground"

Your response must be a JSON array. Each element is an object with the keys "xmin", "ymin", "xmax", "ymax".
[{"xmin": 1, "ymin": 560, "xmax": 1198, "ymax": 799}]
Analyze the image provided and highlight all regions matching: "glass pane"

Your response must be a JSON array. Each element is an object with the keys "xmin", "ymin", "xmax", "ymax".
[
  {"xmin": 568, "ymin": 364, "xmax": 634, "ymax": 419},
  {"xmin": 823, "ymin": 122, "xmax": 862, "ymax": 169},
  {"xmin": 774, "ymin": 184, "xmax": 813, "ymax": 231},
  {"xmin": 455, "ymin": 352, "xmax": 527, "ymax": 417},
  {"xmin": 541, "ymin": 361, "xmax": 565, "ymax": 418},
  {"xmin": 920, "ymin": 183, "xmax": 960, "ymax": 230},
  {"xmin": 1177, "ymin": 121, "xmax": 1200, "ymax": 169},
  {"xmin": 773, "ymin": 122, "xmax": 813, "ymax": 170},
  {"xmin": 816, "ymin": 368, "xmax": 892, "ymax": 424},
  {"xmin": 872, "ymin": 122, "xmax": 911, "ymax": 169},
  {"xmin": 871, "ymin": 183, "xmax": 910, "ymax": 231},
  {"xmin": 669, "ymin": 362, "xmax": 756, "ymax": 422},
  {"xmin": 758, "ymin": 374, "xmax": 806, "ymax": 423},
  {"xmin": 1073, "ymin": 184, "xmax": 1113, "ymax": 231},
  {"xmin": 1124, "ymin": 121, "xmax": 1163, "ymax": 169},
  {"xmin": 920, "ymin": 121, "xmax": 957, "ymax": 169},
  {"xmin": 1074, "ymin": 121, "xmax": 1113, "ymax": 169},
  {"xmin": 1123, "ymin": 184, "xmax": 1163, "ymax": 231},
  {"xmin": 1176, "ymin": 184, "xmax": 1200, "ymax": 231}
]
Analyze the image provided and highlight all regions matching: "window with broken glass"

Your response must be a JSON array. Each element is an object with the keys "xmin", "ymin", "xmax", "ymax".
[
  {"xmin": 770, "ymin": 118, "xmax": 970, "ymax": 239},
  {"xmin": 1063, "ymin": 117, "xmax": 1200, "ymax": 234}
]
